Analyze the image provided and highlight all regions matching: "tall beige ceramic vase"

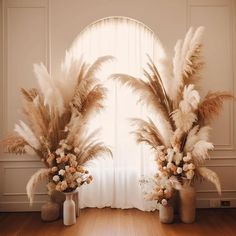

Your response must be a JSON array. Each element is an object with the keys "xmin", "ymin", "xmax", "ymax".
[
  {"xmin": 159, "ymin": 204, "xmax": 174, "ymax": 224},
  {"xmin": 179, "ymin": 184, "xmax": 196, "ymax": 223},
  {"xmin": 63, "ymin": 192, "xmax": 76, "ymax": 226}
]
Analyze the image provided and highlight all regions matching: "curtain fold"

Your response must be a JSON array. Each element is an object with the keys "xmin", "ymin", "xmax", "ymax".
[{"xmin": 69, "ymin": 17, "xmax": 162, "ymax": 211}]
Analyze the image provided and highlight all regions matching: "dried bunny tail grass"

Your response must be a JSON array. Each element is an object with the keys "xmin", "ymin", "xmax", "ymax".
[
  {"xmin": 1, "ymin": 134, "xmax": 27, "ymax": 154},
  {"xmin": 197, "ymin": 167, "xmax": 221, "ymax": 195},
  {"xmin": 26, "ymin": 168, "xmax": 50, "ymax": 205},
  {"xmin": 198, "ymin": 91, "xmax": 234, "ymax": 122}
]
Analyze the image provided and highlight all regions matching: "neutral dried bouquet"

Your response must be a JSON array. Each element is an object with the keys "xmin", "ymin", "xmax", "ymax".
[
  {"xmin": 111, "ymin": 27, "xmax": 233, "ymax": 206},
  {"xmin": 2, "ymin": 51, "xmax": 112, "ymax": 203}
]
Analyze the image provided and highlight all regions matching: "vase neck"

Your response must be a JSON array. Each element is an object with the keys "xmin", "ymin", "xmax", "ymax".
[{"xmin": 65, "ymin": 193, "xmax": 73, "ymax": 200}]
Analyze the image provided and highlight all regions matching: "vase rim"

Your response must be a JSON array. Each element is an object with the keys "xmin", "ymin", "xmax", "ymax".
[{"xmin": 63, "ymin": 189, "xmax": 79, "ymax": 195}]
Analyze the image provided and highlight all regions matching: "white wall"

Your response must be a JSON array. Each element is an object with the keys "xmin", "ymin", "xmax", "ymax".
[{"xmin": 0, "ymin": 0, "xmax": 236, "ymax": 211}]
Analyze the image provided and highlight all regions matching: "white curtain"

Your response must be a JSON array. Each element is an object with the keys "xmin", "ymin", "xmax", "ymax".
[{"xmin": 69, "ymin": 17, "xmax": 163, "ymax": 211}]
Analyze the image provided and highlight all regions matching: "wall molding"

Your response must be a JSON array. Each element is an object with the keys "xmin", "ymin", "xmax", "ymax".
[
  {"xmin": 187, "ymin": 0, "xmax": 236, "ymax": 151},
  {"xmin": 1, "ymin": 0, "xmax": 50, "ymax": 138}
]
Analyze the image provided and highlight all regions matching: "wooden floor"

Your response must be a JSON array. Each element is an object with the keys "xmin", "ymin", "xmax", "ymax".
[{"xmin": 0, "ymin": 208, "xmax": 236, "ymax": 236}]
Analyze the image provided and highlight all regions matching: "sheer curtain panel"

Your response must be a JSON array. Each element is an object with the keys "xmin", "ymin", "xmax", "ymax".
[{"xmin": 68, "ymin": 17, "xmax": 163, "ymax": 211}]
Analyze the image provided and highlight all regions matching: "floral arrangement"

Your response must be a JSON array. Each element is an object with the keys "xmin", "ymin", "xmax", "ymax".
[
  {"xmin": 2, "ymin": 51, "xmax": 112, "ymax": 203},
  {"xmin": 111, "ymin": 26, "xmax": 233, "ymax": 206}
]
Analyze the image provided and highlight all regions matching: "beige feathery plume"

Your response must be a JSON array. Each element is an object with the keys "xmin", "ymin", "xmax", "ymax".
[
  {"xmin": 110, "ymin": 74, "xmax": 170, "ymax": 120},
  {"xmin": 26, "ymin": 168, "xmax": 50, "ymax": 205},
  {"xmin": 172, "ymin": 27, "xmax": 205, "ymax": 104},
  {"xmin": 20, "ymin": 88, "xmax": 38, "ymax": 102},
  {"xmin": 172, "ymin": 109, "xmax": 197, "ymax": 132},
  {"xmin": 1, "ymin": 135, "xmax": 27, "ymax": 154},
  {"xmin": 109, "ymin": 73, "xmax": 174, "ymax": 146},
  {"xmin": 77, "ymin": 143, "xmax": 112, "ymax": 165},
  {"xmin": 74, "ymin": 84, "xmax": 106, "ymax": 120},
  {"xmin": 21, "ymin": 91, "xmax": 50, "ymax": 141},
  {"xmin": 84, "ymin": 56, "xmax": 114, "ymax": 81},
  {"xmin": 14, "ymin": 120, "xmax": 41, "ymax": 150},
  {"xmin": 130, "ymin": 118, "xmax": 165, "ymax": 148},
  {"xmin": 197, "ymin": 167, "xmax": 221, "ymax": 195},
  {"xmin": 198, "ymin": 91, "xmax": 234, "ymax": 122},
  {"xmin": 192, "ymin": 140, "xmax": 214, "ymax": 165},
  {"xmin": 34, "ymin": 63, "xmax": 65, "ymax": 115}
]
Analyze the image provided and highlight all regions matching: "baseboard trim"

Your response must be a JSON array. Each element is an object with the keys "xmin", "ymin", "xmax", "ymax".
[
  {"xmin": 0, "ymin": 201, "xmax": 44, "ymax": 212},
  {"xmin": 196, "ymin": 198, "xmax": 236, "ymax": 208},
  {"xmin": 1, "ymin": 198, "xmax": 236, "ymax": 212}
]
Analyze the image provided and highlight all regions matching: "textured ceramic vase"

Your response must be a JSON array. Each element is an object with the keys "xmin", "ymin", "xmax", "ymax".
[
  {"xmin": 63, "ymin": 192, "xmax": 76, "ymax": 226},
  {"xmin": 159, "ymin": 204, "xmax": 174, "ymax": 224},
  {"xmin": 179, "ymin": 185, "xmax": 196, "ymax": 223},
  {"xmin": 41, "ymin": 200, "xmax": 60, "ymax": 222}
]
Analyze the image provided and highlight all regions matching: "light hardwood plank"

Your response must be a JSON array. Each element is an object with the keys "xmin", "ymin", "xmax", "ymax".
[{"xmin": 0, "ymin": 208, "xmax": 235, "ymax": 236}]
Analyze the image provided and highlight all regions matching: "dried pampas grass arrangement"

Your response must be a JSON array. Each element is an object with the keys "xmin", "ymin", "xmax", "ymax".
[
  {"xmin": 2, "ymin": 51, "xmax": 113, "ymax": 203},
  {"xmin": 111, "ymin": 26, "xmax": 233, "ymax": 206}
]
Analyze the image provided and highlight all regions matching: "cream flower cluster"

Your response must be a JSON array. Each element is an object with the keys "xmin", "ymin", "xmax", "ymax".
[
  {"xmin": 46, "ymin": 141, "xmax": 93, "ymax": 193},
  {"xmin": 156, "ymin": 148, "xmax": 196, "ymax": 182},
  {"xmin": 144, "ymin": 147, "xmax": 197, "ymax": 206}
]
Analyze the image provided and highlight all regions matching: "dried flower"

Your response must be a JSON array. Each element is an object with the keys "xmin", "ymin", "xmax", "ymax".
[
  {"xmin": 161, "ymin": 199, "xmax": 168, "ymax": 206},
  {"xmin": 177, "ymin": 167, "xmax": 183, "ymax": 174},
  {"xmin": 186, "ymin": 170, "xmax": 195, "ymax": 179},
  {"xmin": 51, "ymin": 166, "xmax": 58, "ymax": 172},
  {"xmin": 53, "ymin": 175, "xmax": 60, "ymax": 182},
  {"xmin": 59, "ymin": 169, "xmax": 65, "ymax": 176}
]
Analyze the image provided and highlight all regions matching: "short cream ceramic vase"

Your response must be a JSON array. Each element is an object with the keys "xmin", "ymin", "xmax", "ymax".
[{"xmin": 159, "ymin": 204, "xmax": 174, "ymax": 224}]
